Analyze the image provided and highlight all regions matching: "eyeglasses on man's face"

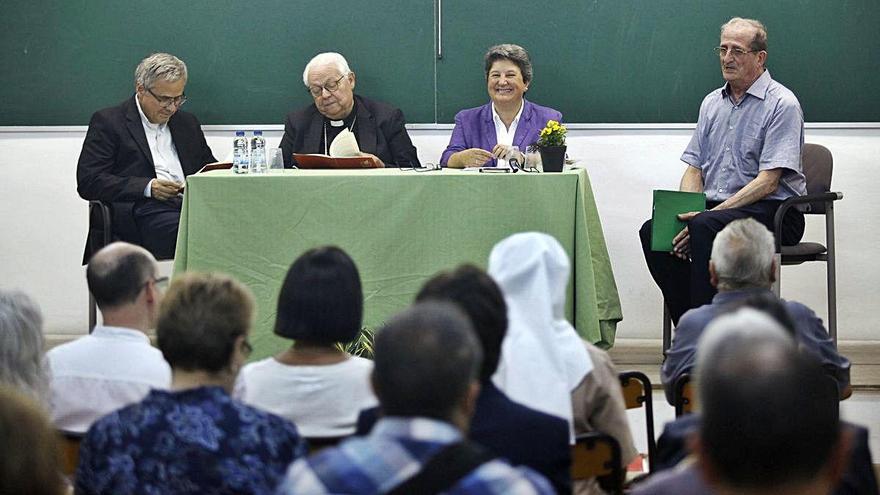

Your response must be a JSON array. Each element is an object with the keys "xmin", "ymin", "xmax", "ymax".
[
  {"xmin": 307, "ymin": 73, "xmax": 348, "ymax": 98},
  {"xmin": 146, "ymin": 86, "xmax": 187, "ymax": 108},
  {"xmin": 713, "ymin": 46, "xmax": 759, "ymax": 58},
  {"xmin": 142, "ymin": 276, "xmax": 170, "ymax": 293}
]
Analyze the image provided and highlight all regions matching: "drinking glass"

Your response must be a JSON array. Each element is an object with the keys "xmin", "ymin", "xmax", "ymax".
[{"xmin": 268, "ymin": 148, "xmax": 284, "ymax": 173}]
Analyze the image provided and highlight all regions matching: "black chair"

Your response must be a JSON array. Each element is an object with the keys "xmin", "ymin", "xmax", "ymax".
[
  {"xmin": 673, "ymin": 373, "xmax": 694, "ymax": 417},
  {"xmin": 772, "ymin": 143, "xmax": 843, "ymax": 344},
  {"xmin": 619, "ymin": 371, "xmax": 656, "ymax": 472},
  {"xmin": 84, "ymin": 200, "xmax": 148, "ymax": 331},
  {"xmin": 86, "ymin": 200, "xmax": 113, "ymax": 331},
  {"xmin": 570, "ymin": 431, "xmax": 623, "ymax": 495}
]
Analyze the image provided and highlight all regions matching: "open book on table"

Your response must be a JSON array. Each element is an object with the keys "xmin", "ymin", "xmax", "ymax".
[{"xmin": 293, "ymin": 129, "xmax": 381, "ymax": 169}]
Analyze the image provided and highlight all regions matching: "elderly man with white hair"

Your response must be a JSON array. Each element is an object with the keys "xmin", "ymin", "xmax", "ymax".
[
  {"xmin": 279, "ymin": 52, "xmax": 420, "ymax": 168},
  {"xmin": 661, "ymin": 217, "xmax": 850, "ymax": 404}
]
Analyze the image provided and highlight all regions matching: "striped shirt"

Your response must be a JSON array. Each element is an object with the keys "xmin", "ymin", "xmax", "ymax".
[{"xmin": 276, "ymin": 417, "xmax": 554, "ymax": 494}]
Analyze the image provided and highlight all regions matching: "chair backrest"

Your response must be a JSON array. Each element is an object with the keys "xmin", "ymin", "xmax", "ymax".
[
  {"xmin": 673, "ymin": 373, "xmax": 695, "ymax": 417},
  {"xmin": 801, "ymin": 143, "xmax": 834, "ymax": 214},
  {"xmin": 571, "ymin": 432, "xmax": 623, "ymax": 494},
  {"xmin": 58, "ymin": 430, "xmax": 84, "ymax": 478},
  {"xmin": 619, "ymin": 371, "xmax": 656, "ymax": 471}
]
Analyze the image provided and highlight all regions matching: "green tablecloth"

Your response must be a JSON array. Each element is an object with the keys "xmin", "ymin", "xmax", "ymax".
[{"xmin": 173, "ymin": 168, "xmax": 622, "ymax": 360}]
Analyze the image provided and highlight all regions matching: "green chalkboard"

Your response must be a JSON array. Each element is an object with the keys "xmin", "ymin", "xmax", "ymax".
[
  {"xmin": 437, "ymin": 0, "xmax": 880, "ymax": 123},
  {"xmin": 0, "ymin": 0, "xmax": 435, "ymax": 125},
  {"xmin": 1, "ymin": 1, "xmax": 878, "ymax": 125}
]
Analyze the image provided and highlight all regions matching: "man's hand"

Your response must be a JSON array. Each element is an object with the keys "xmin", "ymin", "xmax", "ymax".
[
  {"xmin": 672, "ymin": 211, "xmax": 700, "ymax": 260},
  {"xmin": 449, "ymin": 148, "xmax": 494, "ymax": 168},
  {"xmin": 151, "ymin": 179, "xmax": 184, "ymax": 201},
  {"xmin": 361, "ymin": 152, "xmax": 384, "ymax": 168}
]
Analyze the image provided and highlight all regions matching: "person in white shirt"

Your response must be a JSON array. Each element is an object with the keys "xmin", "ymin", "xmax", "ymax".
[
  {"xmin": 48, "ymin": 242, "xmax": 171, "ymax": 433},
  {"xmin": 235, "ymin": 246, "xmax": 377, "ymax": 439}
]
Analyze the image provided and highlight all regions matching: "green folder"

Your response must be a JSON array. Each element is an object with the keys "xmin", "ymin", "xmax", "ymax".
[{"xmin": 651, "ymin": 190, "xmax": 706, "ymax": 252}]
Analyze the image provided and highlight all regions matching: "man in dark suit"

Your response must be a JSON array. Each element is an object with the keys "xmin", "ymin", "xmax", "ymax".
[
  {"xmin": 77, "ymin": 52, "xmax": 216, "ymax": 260},
  {"xmin": 280, "ymin": 52, "xmax": 420, "ymax": 168}
]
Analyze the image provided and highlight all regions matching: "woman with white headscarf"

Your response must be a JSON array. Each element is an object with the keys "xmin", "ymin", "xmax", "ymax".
[{"xmin": 488, "ymin": 232, "xmax": 638, "ymax": 494}]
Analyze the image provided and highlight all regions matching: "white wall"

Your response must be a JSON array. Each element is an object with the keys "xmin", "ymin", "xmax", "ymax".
[{"xmin": 1, "ymin": 126, "xmax": 877, "ymax": 341}]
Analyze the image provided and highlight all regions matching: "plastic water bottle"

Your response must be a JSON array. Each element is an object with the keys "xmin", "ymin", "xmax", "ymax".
[
  {"xmin": 233, "ymin": 131, "xmax": 249, "ymax": 174},
  {"xmin": 250, "ymin": 130, "xmax": 267, "ymax": 174}
]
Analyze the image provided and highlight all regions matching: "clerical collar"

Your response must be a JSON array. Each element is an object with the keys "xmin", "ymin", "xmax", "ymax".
[{"xmin": 329, "ymin": 119, "xmax": 345, "ymax": 127}]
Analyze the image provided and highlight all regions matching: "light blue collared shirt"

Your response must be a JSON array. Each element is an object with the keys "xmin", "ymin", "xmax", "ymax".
[{"xmin": 681, "ymin": 70, "xmax": 806, "ymax": 203}]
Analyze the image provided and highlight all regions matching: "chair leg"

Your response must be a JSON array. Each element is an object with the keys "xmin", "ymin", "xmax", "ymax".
[
  {"xmin": 662, "ymin": 303, "xmax": 671, "ymax": 356},
  {"xmin": 88, "ymin": 292, "xmax": 97, "ymax": 333},
  {"xmin": 772, "ymin": 252, "xmax": 782, "ymax": 297},
  {"xmin": 826, "ymin": 205, "xmax": 837, "ymax": 345}
]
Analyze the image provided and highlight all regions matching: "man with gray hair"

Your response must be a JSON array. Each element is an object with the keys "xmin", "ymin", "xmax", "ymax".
[
  {"xmin": 661, "ymin": 217, "xmax": 849, "ymax": 404},
  {"xmin": 633, "ymin": 309, "xmax": 852, "ymax": 495},
  {"xmin": 277, "ymin": 301, "xmax": 554, "ymax": 494},
  {"xmin": 640, "ymin": 17, "xmax": 807, "ymax": 325},
  {"xmin": 77, "ymin": 52, "xmax": 216, "ymax": 259},
  {"xmin": 279, "ymin": 51, "xmax": 420, "ymax": 168},
  {"xmin": 47, "ymin": 242, "xmax": 171, "ymax": 433}
]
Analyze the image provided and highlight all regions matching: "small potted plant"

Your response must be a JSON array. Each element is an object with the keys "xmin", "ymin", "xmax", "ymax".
[{"xmin": 536, "ymin": 120, "xmax": 567, "ymax": 172}]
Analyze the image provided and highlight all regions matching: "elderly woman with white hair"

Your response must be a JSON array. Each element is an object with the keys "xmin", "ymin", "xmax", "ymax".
[
  {"xmin": 487, "ymin": 232, "xmax": 638, "ymax": 494},
  {"xmin": 279, "ymin": 52, "xmax": 421, "ymax": 168},
  {"xmin": 0, "ymin": 289, "xmax": 49, "ymax": 407}
]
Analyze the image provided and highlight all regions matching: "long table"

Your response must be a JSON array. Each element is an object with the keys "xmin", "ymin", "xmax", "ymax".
[{"xmin": 173, "ymin": 168, "xmax": 622, "ymax": 360}]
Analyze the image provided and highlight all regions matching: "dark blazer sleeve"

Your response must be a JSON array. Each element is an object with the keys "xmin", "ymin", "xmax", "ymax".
[
  {"xmin": 379, "ymin": 107, "xmax": 420, "ymax": 167},
  {"xmin": 77, "ymin": 109, "xmax": 152, "ymax": 202},
  {"xmin": 280, "ymin": 111, "xmax": 298, "ymax": 168},
  {"xmin": 188, "ymin": 114, "xmax": 216, "ymax": 171},
  {"xmin": 171, "ymin": 111, "xmax": 216, "ymax": 176}
]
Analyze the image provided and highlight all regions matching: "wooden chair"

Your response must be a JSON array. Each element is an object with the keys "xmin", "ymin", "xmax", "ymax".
[
  {"xmin": 58, "ymin": 430, "xmax": 84, "ymax": 478},
  {"xmin": 772, "ymin": 143, "xmax": 843, "ymax": 344},
  {"xmin": 619, "ymin": 371, "xmax": 656, "ymax": 471},
  {"xmin": 673, "ymin": 373, "xmax": 695, "ymax": 417},
  {"xmin": 571, "ymin": 431, "xmax": 623, "ymax": 495},
  {"xmin": 305, "ymin": 435, "xmax": 349, "ymax": 454}
]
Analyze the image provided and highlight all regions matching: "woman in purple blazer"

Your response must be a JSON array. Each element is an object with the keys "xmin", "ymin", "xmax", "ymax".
[{"xmin": 441, "ymin": 44, "xmax": 562, "ymax": 168}]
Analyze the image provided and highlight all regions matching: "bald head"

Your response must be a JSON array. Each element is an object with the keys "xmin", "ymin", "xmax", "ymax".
[{"xmin": 86, "ymin": 242, "xmax": 158, "ymax": 310}]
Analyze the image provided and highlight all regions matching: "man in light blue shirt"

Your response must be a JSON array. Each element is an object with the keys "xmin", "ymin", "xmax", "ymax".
[{"xmin": 640, "ymin": 17, "xmax": 807, "ymax": 325}]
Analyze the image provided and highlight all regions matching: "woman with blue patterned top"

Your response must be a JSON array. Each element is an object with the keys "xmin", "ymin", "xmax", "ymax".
[{"xmin": 75, "ymin": 273, "xmax": 307, "ymax": 495}]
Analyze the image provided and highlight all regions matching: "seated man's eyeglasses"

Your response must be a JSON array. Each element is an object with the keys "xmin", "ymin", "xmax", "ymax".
[
  {"xmin": 713, "ymin": 46, "xmax": 758, "ymax": 57},
  {"xmin": 143, "ymin": 276, "xmax": 170, "ymax": 292},
  {"xmin": 146, "ymin": 87, "xmax": 187, "ymax": 108},
  {"xmin": 307, "ymin": 73, "xmax": 348, "ymax": 98}
]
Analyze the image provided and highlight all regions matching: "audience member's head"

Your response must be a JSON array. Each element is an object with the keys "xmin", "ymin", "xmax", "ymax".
[
  {"xmin": 416, "ymin": 264, "xmax": 507, "ymax": 381},
  {"xmin": 157, "ymin": 273, "xmax": 254, "ymax": 382},
  {"xmin": 274, "ymin": 246, "xmax": 363, "ymax": 345},
  {"xmin": 709, "ymin": 218, "xmax": 775, "ymax": 291},
  {"xmin": 488, "ymin": 232, "xmax": 570, "ymax": 318},
  {"xmin": 0, "ymin": 386, "xmax": 64, "ymax": 495},
  {"xmin": 86, "ymin": 242, "xmax": 162, "ymax": 329},
  {"xmin": 485, "ymin": 232, "xmax": 589, "ymax": 423},
  {"xmin": 721, "ymin": 290, "xmax": 797, "ymax": 337},
  {"xmin": 0, "ymin": 290, "xmax": 48, "ymax": 404},
  {"xmin": 372, "ymin": 302, "xmax": 482, "ymax": 428},
  {"xmin": 694, "ymin": 308, "xmax": 845, "ymax": 494}
]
